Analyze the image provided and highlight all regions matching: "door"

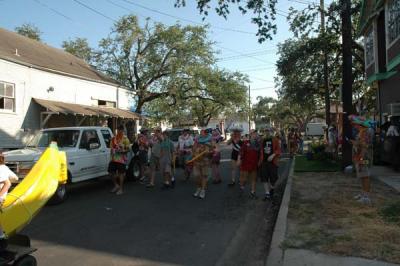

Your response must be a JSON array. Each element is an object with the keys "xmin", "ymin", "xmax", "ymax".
[
  {"xmin": 99, "ymin": 128, "xmax": 112, "ymax": 172},
  {"xmin": 74, "ymin": 129, "xmax": 103, "ymax": 181}
]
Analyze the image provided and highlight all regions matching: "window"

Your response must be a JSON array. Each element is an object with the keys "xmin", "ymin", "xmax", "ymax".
[
  {"xmin": 101, "ymin": 129, "xmax": 112, "ymax": 148},
  {"xmin": 387, "ymin": 0, "xmax": 400, "ymax": 45},
  {"xmin": 98, "ymin": 100, "xmax": 116, "ymax": 108},
  {"xmin": 0, "ymin": 81, "xmax": 15, "ymax": 111},
  {"xmin": 365, "ymin": 28, "xmax": 375, "ymax": 66},
  {"xmin": 28, "ymin": 130, "xmax": 80, "ymax": 148},
  {"xmin": 79, "ymin": 130, "xmax": 100, "ymax": 149}
]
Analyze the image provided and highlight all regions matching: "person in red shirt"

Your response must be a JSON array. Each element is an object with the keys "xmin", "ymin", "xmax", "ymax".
[
  {"xmin": 260, "ymin": 128, "xmax": 281, "ymax": 200},
  {"xmin": 238, "ymin": 130, "xmax": 263, "ymax": 199}
]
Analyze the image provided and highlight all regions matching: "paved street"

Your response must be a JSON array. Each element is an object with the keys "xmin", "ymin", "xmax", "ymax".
[{"xmin": 22, "ymin": 144, "xmax": 291, "ymax": 266}]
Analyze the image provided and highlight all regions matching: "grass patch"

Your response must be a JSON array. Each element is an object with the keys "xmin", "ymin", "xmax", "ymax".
[
  {"xmin": 294, "ymin": 155, "xmax": 340, "ymax": 172},
  {"xmin": 285, "ymin": 172, "xmax": 400, "ymax": 264},
  {"xmin": 379, "ymin": 201, "xmax": 400, "ymax": 223}
]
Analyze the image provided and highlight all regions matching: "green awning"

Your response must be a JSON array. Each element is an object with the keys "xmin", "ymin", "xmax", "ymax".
[{"xmin": 366, "ymin": 71, "xmax": 397, "ymax": 84}]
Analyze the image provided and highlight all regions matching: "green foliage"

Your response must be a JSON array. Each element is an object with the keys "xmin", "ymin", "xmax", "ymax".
[
  {"xmin": 62, "ymin": 38, "xmax": 93, "ymax": 63},
  {"xmin": 175, "ymin": 0, "xmax": 277, "ymax": 43},
  {"xmin": 15, "ymin": 23, "xmax": 42, "ymax": 41},
  {"xmin": 276, "ymin": 0, "xmax": 369, "ymax": 116}
]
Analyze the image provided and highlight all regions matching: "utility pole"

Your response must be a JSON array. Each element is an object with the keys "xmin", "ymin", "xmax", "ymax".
[
  {"xmin": 341, "ymin": 0, "xmax": 353, "ymax": 168},
  {"xmin": 248, "ymin": 85, "xmax": 251, "ymax": 133},
  {"xmin": 320, "ymin": 0, "xmax": 331, "ymax": 128}
]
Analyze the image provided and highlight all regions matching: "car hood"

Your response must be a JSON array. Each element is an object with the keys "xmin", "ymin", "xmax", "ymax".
[{"xmin": 3, "ymin": 148, "xmax": 44, "ymax": 162}]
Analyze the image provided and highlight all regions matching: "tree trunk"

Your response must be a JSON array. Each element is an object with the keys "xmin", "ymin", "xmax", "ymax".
[
  {"xmin": 135, "ymin": 100, "xmax": 144, "ymax": 114},
  {"xmin": 341, "ymin": 0, "xmax": 353, "ymax": 168}
]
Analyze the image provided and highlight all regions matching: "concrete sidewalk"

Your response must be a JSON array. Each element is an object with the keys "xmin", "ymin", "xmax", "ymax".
[
  {"xmin": 266, "ymin": 161, "xmax": 400, "ymax": 266},
  {"xmin": 371, "ymin": 166, "xmax": 400, "ymax": 192}
]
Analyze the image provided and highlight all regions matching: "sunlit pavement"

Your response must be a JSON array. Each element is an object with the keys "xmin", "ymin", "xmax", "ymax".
[{"xmin": 22, "ymin": 144, "xmax": 291, "ymax": 266}]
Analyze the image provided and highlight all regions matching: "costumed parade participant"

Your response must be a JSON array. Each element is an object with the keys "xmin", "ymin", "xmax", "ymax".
[
  {"xmin": 227, "ymin": 127, "xmax": 243, "ymax": 187},
  {"xmin": 349, "ymin": 115, "xmax": 375, "ymax": 204},
  {"xmin": 159, "ymin": 131, "xmax": 175, "ymax": 189},
  {"xmin": 211, "ymin": 139, "xmax": 222, "ymax": 184},
  {"xmin": 288, "ymin": 128, "xmax": 298, "ymax": 158},
  {"xmin": 109, "ymin": 125, "xmax": 130, "ymax": 195},
  {"xmin": 260, "ymin": 128, "xmax": 281, "ymax": 200},
  {"xmin": 238, "ymin": 130, "xmax": 263, "ymax": 199},
  {"xmin": 147, "ymin": 128, "xmax": 162, "ymax": 188},
  {"xmin": 137, "ymin": 128, "xmax": 150, "ymax": 184},
  {"xmin": 177, "ymin": 129, "xmax": 194, "ymax": 181},
  {"xmin": 191, "ymin": 129, "xmax": 212, "ymax": 199}
]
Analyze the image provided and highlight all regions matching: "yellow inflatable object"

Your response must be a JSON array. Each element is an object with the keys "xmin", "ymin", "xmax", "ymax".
[{"xmin": 0, "ymin": 142, "xmax": 67, "ymax": 237}]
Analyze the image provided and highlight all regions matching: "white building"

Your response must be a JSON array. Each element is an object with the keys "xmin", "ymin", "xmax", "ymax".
[{"xmin": 0, "ymin": 28, "xmax": 139, "ymax": 149}]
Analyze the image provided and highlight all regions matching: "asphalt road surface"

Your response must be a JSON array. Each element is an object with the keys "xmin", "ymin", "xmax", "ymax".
[{"xmin": 22, "ymin": 144, "xmax": 291, "ymax": 266}]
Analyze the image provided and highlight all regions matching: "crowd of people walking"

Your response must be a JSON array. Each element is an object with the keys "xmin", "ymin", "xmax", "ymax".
[{"xmin": 107, "ymin": 125, "xmax": 286, "ymax": 201}]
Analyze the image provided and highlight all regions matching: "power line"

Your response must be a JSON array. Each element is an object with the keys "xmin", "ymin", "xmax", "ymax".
[
  {"xmin": 251, "ymin": 86, "xmax": 275, "ymax": 91},
  {"xmin": 217, "ymin": 49, "xmax": 277, "ymax": 61},
  {"xmin": 33, "ymin": 0, "xmax": 73, "ymax": 21},
  {"xmin": 72, "ymin": 0, "xmax": 117, "ymax": 22},
  {"xmin": 238, "ymin": 66, "xmax": 275, "ymax": 72},
  {"xmin": 106, "ymin": 0, "xmax": 147, "ymax": 19},
  {"xmin": 215, "ymin": 44, "xmax": 274, "ymax": 64},
  {"xmin": 119, "ymin": 0, "xmax": 257, "ymax": 35}
]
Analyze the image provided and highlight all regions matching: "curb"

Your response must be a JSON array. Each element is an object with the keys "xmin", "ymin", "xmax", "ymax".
[{"xmin": 266, "ymin": 157, "xmax": 295, "ymax": 266}]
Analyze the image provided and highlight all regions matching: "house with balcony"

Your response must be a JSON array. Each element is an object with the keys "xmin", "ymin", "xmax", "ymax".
[
  {"xmin": 0, "ymin": 28, "xmax": 140, "ymax": 149},
  {"xmin": 359, "ymin": 0, "xmax": 400, "ymax": 121}
]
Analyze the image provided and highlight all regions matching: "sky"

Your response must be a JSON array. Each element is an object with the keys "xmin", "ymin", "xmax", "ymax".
[{"xmin": 0, "ymin": 0, "xmax": 318, "ymax": 103}]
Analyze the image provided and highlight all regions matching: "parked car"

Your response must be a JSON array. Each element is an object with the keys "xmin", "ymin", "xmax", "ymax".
[
  {"xmin": 164, "ymin": 128, "xmax": 199, "ymax": 149},
  {"xmin": 305, "ymin": 123, "xmax": 326, "ymax": 138},
  {"xmin": 4, "ymin": 126, "xmax": 113, "ymax": 204}
]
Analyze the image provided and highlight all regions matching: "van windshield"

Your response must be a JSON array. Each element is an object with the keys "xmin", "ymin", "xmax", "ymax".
[
  {"xmin": 167, "ymin": 130, "xmax": 182, "ymax": 142},
  {"xmin": 27, "ymin": 130, "xmax": 80, "ymax": 148}
]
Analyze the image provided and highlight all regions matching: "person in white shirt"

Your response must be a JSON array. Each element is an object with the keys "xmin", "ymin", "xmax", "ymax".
[
  {"xmin": 0, "ymin": 153, "xmax": 18, "ymax": 251},
  {"xmin": 177, "ymin": 129, "xmax": 194, "ymax": 180}
]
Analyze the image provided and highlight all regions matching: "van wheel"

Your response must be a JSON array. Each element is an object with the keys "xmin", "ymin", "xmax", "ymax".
[{"xmin": 48, "ymin": 183, "xmax": 67, "ymax": 205}]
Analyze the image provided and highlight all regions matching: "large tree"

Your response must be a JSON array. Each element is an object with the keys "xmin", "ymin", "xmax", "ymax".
[
  {"xmin": 95, "ymin": 15, "xmax": 214, "ymax": 114},
  {"xmin": 62, "ymin": 37, "xmax": 93, "ymax": 63},
  {"xmin": 276, "ymin": 0, "xmax": 366, "ymax": 120},
  {"xmin": 146, "ymin": 67, "xmax": 248, "ymax": 127},
  {"xmin": 15, "ymin": 23, "xmax": 42, "ymax": 41}
]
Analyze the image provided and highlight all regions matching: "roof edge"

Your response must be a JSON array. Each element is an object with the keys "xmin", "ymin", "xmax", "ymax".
[{"xmin": 0, "ymin": 56, "xmax": 126, "ymax": 89}]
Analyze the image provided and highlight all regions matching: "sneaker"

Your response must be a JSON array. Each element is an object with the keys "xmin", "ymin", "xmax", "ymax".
[
  {"xmin": 161, "ymin": 183, "xmax": 171, "ymax": 190},
  {"xmin": 239, "ymin": 186, "xmax": 245, "ymax": 192},
  {"xmin": 193, "ymin": 188, "xmax": 201, "ymax": 198},
  {"xmin": 249, "ymin": 192, "xmax": 258, "ymax": 199},
  {"xmin": 353, "ymin": 194, "xmax": 362, "ymax": 200},
  {"xmin": 357, "ymin": 196, "xmax": 371, "ymax": 204},
  {"xmin": 110, "ymin": 186, "xmax": 119, "ymax": 193},
  {"xmin": 139, "ymin": 177, "xmax": 146, "ymax": 185},
  {"xmin": 116, "ymin": 189, "xmax": 123, "ymax": 195},
  {"xmin": 263, "ymin": 193, "xmax": 271, "ymax": 201},
  {"xmin": 146, "ymin": 183, "xmax": 155, "ymax": 189},
  {"xmin": 228, "ymin": 181, "xmax": 236, "ymax": 187},
  {"xmin": 199, "ymin": 189, "xmax": 206, "ymax": 199}
]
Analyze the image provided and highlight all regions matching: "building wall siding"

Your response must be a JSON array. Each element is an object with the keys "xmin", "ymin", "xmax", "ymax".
[
  {"xmin": 381, "ymin": 73, "xmax": 400, "ymax": 113},
  {"xmin": 0, "ymin": 59, "xmax": 132, "ymax": 149},
  {"xmin": 388, "ymin": 39, "xmax": 400, "ymax": 64}
]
